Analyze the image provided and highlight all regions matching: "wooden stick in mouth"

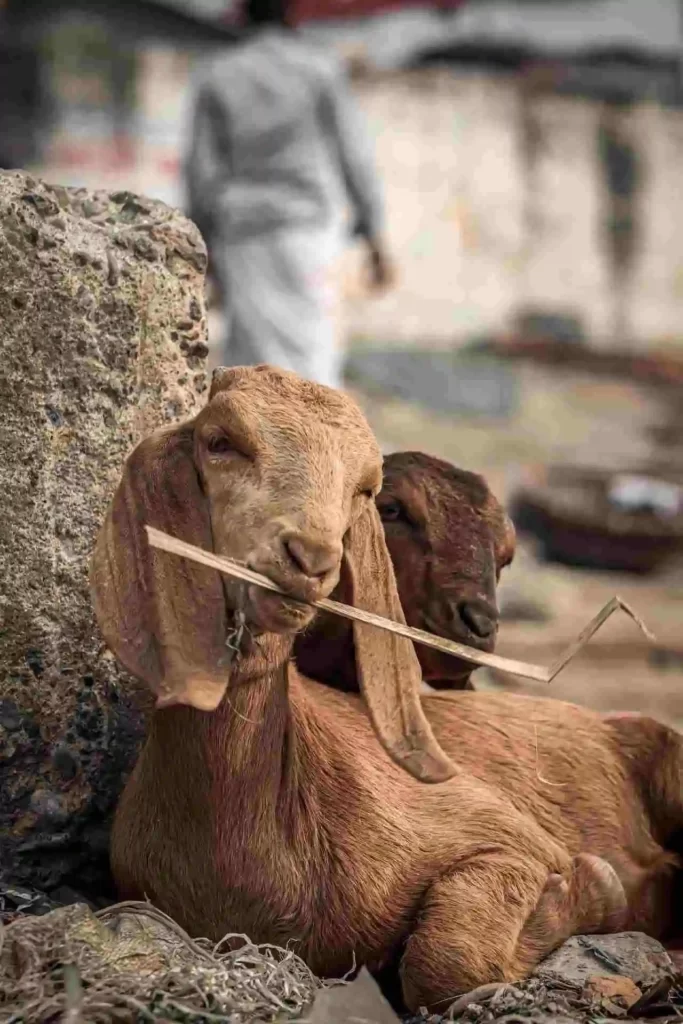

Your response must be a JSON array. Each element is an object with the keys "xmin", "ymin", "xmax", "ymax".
[{"xmin": 145, "ymin": 526, "xmax": 655, "ymax": 685}]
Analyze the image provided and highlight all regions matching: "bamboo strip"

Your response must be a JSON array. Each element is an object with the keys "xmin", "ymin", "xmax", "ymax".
[{"xmin": 146, "ymin": 526, "xmax": 655, "ymax": 685}]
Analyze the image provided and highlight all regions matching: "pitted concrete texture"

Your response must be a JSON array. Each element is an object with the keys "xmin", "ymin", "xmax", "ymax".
[{"xmin": 0, "ymin": 171, "xmax": 209, "ymax": 899}]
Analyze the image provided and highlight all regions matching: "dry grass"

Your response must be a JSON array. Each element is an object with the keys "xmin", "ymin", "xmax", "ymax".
[{"xmin": 0, "ymin": 901, "xmax": 325, "ymax": 1023}]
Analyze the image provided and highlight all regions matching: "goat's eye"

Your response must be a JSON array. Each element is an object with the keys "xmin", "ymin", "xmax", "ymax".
[
  {"xmin": 378, "ymin": 500, "xmax": 404, "ymax": 523},
  {"xmin": 207, "ymin": 434, "xmax": 234, "ymax": 456}
]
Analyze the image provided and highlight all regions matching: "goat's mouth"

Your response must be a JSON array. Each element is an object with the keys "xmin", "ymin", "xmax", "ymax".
[{"xmin": 246, "ymin": 585, "xmax": 315, "ymax": 635}]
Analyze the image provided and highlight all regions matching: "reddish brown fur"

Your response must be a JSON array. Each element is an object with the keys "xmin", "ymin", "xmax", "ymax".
[
  {"xmin": 295, "ymin": 452, "xmax": 515, "ymax": 692},
  {"xmin": 92, "ymin": 366, "xmax": 683, "ymax": 1013}
]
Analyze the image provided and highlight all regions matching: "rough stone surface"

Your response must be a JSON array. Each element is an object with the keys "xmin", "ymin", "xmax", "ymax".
[
  {"xmin": 0, "ymin": 171, "xmax": 209, "ymax": 899},
  {"xmin": 535, "ymin": 933, "xmax": 675, "ymax": 991},
  {"xmin": 307, "ymin": 970, "xmax": 400, "ymax": 1024},
  {"xmin": 403, "ymin": 933, "xmax": 680, "ymax": 1024}
]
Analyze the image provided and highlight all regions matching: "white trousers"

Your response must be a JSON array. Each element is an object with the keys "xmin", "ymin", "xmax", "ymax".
[{"xmin": 211, "ymin": 222, "xmax": 343, "ymax": 390}]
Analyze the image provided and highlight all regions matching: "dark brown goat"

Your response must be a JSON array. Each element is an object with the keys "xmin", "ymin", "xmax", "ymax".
[
  {"xmin": 92, "ymin": 366, "xmax": 683, "ymax": 1014},
  {"xmin": 295, "ymin": 451, "xmax": 515, "ymax": 691}
]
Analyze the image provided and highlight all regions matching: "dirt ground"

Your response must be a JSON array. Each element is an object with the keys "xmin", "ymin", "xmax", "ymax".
[{"xmin": 207, "ymin": 313, "xmax": 683, "ymax": 730}]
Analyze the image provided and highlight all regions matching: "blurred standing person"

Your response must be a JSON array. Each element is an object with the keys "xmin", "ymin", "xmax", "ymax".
[{"xmin": 183, "ymin": 0, "xmax": 393, "ymax": 388}]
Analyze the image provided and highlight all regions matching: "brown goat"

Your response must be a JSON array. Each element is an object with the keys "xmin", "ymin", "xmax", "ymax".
[
  {"xmin": 92, "ymin": 366, "xmax": 683, "ymax": 1013},
  {"xmin": 295, "ymin": 451, "xmax": 515, "ymax": 692}
]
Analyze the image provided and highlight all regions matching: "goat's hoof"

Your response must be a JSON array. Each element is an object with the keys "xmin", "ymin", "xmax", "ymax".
[
  {"xmin": 545, "ymin": 872, "xmax": 569, "ymax": 896},
  {"xmin": 529, "ymin": 855, "xmax": 627, "ymax": 941},
  {"xmin": 573, "ymin": 853, "xmax": 628, "ymax": 932}
]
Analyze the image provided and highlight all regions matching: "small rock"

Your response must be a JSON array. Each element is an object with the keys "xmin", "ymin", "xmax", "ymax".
[
  {"xmin": 45, "ymin": 185, "xmax": 70, "ymax": 210},
  {"xmin": 307, "ymin": 968, "xmax": 400, "ymax": 1024},
  {"xmin": 0, "ymin": 700, "xmax": 23, "ymax": 732},
  {"xmin": 21, "ymin": 190, "xmax": 59, "ymax": 218},
  {"xmin": 113, "ymin": 192, "xmax": 152, "ymax": 218},
  {"xmin": 584, "ymin": 973, "xmax": 641, "ymax": 1011},
  {"xmin": 535, "ymin": 933, "xmax": 674, "ymax": 990},
  {"xmin": 81, "ymin": 199, "xmax": 103, "ymax": 219},
  {"xmin": 0, "ymin": 882, "xmax": 60, "ymax": 919},
  {"xmin": 30, "ymin": 789, "xmax": 68, "ymax": 824}
]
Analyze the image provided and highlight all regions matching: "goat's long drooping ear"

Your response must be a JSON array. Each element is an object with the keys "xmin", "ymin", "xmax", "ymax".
[
  {"xmin": 90, "ymin": 424, "xmax": 229, "ymax": 711},
  {"xmin": 345, "ymin": 502, "xmax": 457, "ymax": 784}
]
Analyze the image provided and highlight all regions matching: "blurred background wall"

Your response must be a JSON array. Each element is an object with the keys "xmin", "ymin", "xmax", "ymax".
[{"xmin": 2, "ymin": 0, "xmax": 683, "ymax": 350}]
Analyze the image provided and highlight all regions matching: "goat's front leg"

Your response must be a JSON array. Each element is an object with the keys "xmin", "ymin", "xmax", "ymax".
[{"xmin": 400, "ymin": 850, "xmax": 626, "ymax": 1013}]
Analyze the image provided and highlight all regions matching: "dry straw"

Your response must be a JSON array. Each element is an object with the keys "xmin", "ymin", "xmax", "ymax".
[
  {"xmin": 0, "ymin": 900, "xmax": 322, "ymax": 1023},
  {"xmin": 146, "ymin": 526, "xmax": 655, "ymax": 685}
]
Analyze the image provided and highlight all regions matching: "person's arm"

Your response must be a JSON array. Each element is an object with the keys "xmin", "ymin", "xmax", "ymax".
[{"xmin": 319, "ymin": 62, "xmax": 395, "ymax": 293}]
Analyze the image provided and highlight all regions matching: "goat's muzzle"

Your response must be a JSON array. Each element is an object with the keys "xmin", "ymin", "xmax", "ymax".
[
  {"xmin": 425, "ymin": 595, "xmax": 499, "ymax": 653},
  {"xmin": 245, "ymin": 531, "xmax": 342, "ymax": 635}
]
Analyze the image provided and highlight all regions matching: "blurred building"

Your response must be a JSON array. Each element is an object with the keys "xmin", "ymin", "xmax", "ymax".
[
  {"xmin": 1, "ymin": 0, "xmax": 683, "ymax": 351},
  {"xmin": 0, "ymin": 0, "xmax": 241, "ymax": 202}
]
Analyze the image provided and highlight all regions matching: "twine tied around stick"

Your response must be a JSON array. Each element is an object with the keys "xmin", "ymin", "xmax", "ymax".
[{"xmin": 145, "ymin": 526, "xmax": 655, "ymax": 685}]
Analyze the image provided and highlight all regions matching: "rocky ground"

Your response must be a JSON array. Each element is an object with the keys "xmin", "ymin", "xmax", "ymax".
[{"xmin": 2, "ymin": 900, "xmax": 681, "ymax": 1023}]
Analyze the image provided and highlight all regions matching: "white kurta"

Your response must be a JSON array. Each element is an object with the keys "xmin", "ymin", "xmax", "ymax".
[{"xmin": 183, "ymin": 28, "xmax": 384, "ymax": 389}]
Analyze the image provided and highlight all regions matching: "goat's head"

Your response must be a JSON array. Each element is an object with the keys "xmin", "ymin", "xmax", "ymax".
[
  {"xmin": 91, "ymin": 365, "xmax": 455, "ymax": 784},
  {"xmin": 378, "ymin": 452, "xmax": 515, "ymax": 687}
]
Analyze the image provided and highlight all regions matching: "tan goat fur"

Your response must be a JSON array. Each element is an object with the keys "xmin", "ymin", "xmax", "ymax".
[{"xmin": 92, "ymin": 365, "xmax": 683, "ymax": 1012}]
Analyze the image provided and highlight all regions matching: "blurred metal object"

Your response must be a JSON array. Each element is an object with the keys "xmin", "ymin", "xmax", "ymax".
[
  {"xmin": 481, "ymin": 333, "xmax": 683, "ymax": 389},
  {"xmin": 511, "ymin": 463, "xmax": 683, "ymax": 574},
  {"xmin": 344, "ymin": 348, "xmax": 518, "ymax": 418},
  {"xmin": 512, "ymin": 308, "xmax": 586, "ymax": 347}
]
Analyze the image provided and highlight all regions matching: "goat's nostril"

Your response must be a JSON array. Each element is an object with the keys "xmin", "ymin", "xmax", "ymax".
[
  {"xmin": 458, "ymin": 601, "xmax": 497, "ymax": 639},
  {"xmin": 284, "ymin": 535, "xmax": 340, "ymax": 580}
]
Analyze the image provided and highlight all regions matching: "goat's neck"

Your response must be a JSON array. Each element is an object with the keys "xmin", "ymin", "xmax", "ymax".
[
  {"xmin": 210, "ymin": 632, "xmax": 293, "ymax": 796},
  {"xmin": 150, "ymin": 632, "xmax": 296, "ymax": 822}
]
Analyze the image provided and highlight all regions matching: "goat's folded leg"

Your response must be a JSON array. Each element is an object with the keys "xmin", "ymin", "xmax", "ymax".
[{"xmin": 399, "ymin": 850, "xmax": 627, "ymax": 1014}]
